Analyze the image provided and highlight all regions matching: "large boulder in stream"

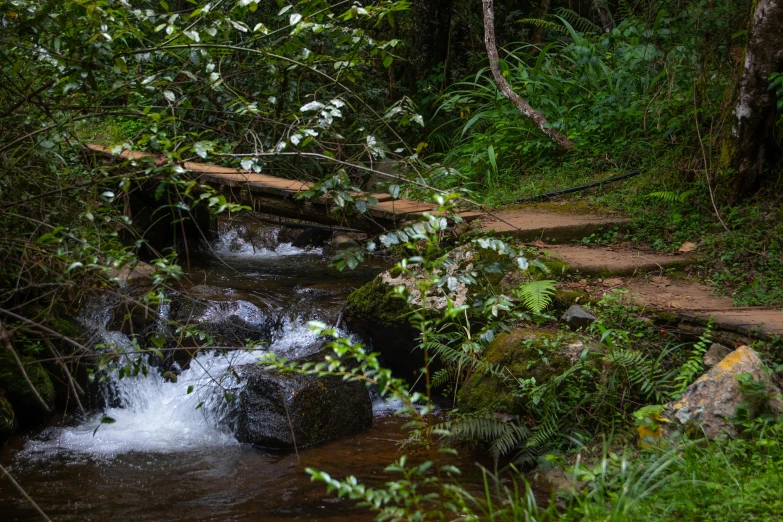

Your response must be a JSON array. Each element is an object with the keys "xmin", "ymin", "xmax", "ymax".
[
  {"xmin": 233, "ymin": 364, "xmax": 373, "ymax": 449},
  {"xmin": 343, "ymin": 277, "xmax": 423, "ymax": 382}
]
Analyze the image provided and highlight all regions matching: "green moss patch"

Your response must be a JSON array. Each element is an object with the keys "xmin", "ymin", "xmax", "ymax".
[
  {"xmin": 0, "ymin": 355, "xmax": 55, "ymax": 423},
  {"xmin": 458, "ymin": 329, "xmax": 576, "ymax": 414},
  {"xmin": 346, "ymin": 277, "xmax": 412, "ymax": 328}
]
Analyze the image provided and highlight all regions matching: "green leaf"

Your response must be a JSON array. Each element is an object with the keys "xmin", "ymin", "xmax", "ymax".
[
  {"xmin": 93, "ymin": 416, "xmax": 116, "ymax": 436},
  {"xmin": 516, "ymin": 280, "xmax": 557, "ymax": 314}
]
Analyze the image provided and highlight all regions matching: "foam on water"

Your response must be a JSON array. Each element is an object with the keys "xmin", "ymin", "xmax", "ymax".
[
  {"xmin": 24, "ymin": 314, "xmax": 358, "ymax": 458},
  {"xmin": 25, "ymin": 350, "xmax": 263, "ymax": 457},
  {"xmin": 211, "ymin": 227, "xmax": 321, "ymax": 258}
]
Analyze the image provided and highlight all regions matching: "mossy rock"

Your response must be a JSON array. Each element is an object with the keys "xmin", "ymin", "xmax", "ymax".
[
  {"xmin": 234, "ymin": 360, "xmax": 372, "ymax": 449},
  {"xmin": 0, "ymin": 355, "xmax": 55, "ymax": 425},
  {"xmin": 344, "ymin": 277, "xmax": 429, "ymax": 384},
  {"xmin": 346, "ymin": 277, "xmax": 411, "ymax": 329},
  {"xmin": 542, "ymin": 257, "xmax": 570, "ymax": 276},
  {"xmin": 0, "ymin": 396, "xmax": 16, "ymax": 443},
  {"xmin": 458, "ymin": 329, "xmax": 576, "ymax": 414},
  {"xmin": 553, "ymin": 289, "xmax": 590, "ymax": 309}
]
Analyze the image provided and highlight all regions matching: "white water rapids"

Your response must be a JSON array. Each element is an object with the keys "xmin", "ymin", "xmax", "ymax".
[
  {"xmin": 23, "ymin": 230, "xmax": 336, "ymax": 458},
  {"xmin": 25, "ymin": 320, "xmax": 343, "ymax": 457}
]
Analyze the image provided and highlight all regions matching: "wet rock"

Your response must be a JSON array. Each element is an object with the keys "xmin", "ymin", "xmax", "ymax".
[
  {"xmin": 343, "ymin": 277, "xmax": 423, "ymax": 383},
  {"xmin": 665, "ymin": 346, "xmax": 783, "ymax": 438},
  {"xmin": 169, "ymin": 294, "xmax": 279, "ymax": 346},
  {"xmin": 703, "ymin": 342, "xmax": 732, "ymax": 368},
  {"xmin": 291, "ymin": 228, "xmax": 332, "ymax": 248},
  {"xmin": 332, "ymin": 234, "xmax": 360, "ymax": 250},
  {"xmin": 536, "ymin": 467, "xmax": 586, "ymax": 500},
  {"xmin": 234, "ymin": 362, "xmax": 373, "ymax": 449},
  {"xmin": 560, "ymin": 305, "xmax": 596, "ymax": 330},
  {"xmin": 109, "ymin": 261, "xmax": 156, "ymax": 283}
]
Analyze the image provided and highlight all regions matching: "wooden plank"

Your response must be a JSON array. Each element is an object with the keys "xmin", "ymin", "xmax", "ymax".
[
  {"xmin": 368, "ymin": 200, "xmax": 438, "ymax": 218},
  {"xmin": 86, "ymin": 143, "xmax": 487, "ymax": 231},
  {"xmin": 367, "ymin": 193, "xmax": 394, "ymax": 203},
  {"xmin": 455, "ymin": 211, "xmax": 484, "ymax": 222}
]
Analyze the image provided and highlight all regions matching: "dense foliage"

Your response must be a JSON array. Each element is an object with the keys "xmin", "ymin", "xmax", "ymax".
[{"xmin": 1, "ymin": 0, "xmax": 782, "ymax": 520}]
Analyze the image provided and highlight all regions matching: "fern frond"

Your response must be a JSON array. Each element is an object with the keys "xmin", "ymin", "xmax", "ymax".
[
  {"xmin": 615, "ymin": 0, "xmax": 634, "ymax": 22},
  {"xmin": 516, "ymin": 280, "xmax": 557, "ymax": 314},
  {"xmin": 553, "ymin": 8, "xmax": 600, "ymax": 33},
  {"xmin": 607, "ymin": 348, "xmax": 676, "ymax": 403},
  {"xmin": 437, "ymin": 415, "xmax": 531, "ymax": 461},
  {"xmin": 432, "ymin": 368, "xmax": 454, "ymax": 389},
  {"xmin": 423, "ymin": 338, "xmax": 503, "ymax": 377},
  {"xmin": 672, "ymin": 319, "xmax": 712, "ymax": 397},
  {"xmin": 517, "ymin": 18, "xmax": 568, "ymax": 34},
  {"xmin": 489, "ymin": 423, "xmax": 531, "ymax": 461},
  {"xmin": 647, "ymin": 189, "xmax": 697, "ymax": 203}
]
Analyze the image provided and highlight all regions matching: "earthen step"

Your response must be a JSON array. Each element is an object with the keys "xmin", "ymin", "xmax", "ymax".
[
  {"xmin": 479, "ymin": 210, "xmax": 629, "ymax": 242},
  {"xmin": 539, "ymin": 245, "xmax": 695, "ymax": 276},
  {"xmin": 678, "ymin": 309, "xmax": 783, "ymax": 341}
]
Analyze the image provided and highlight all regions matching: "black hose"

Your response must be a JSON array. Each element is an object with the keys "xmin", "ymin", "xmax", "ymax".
[{"xmin": 514, "ymin": 169, "xmax": 645, "ymax": 202}]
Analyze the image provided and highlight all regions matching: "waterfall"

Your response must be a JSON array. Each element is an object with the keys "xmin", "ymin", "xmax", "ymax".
[
  {"xmin": 25, "ymin": 351, "xmax": 256, "ymax": 456},
  {"xmin": 209, "ymin": 221, "xmax": 321, "ymax": 258},
  {"xmin": 22, "ymin": 220, "xmax": 353, "ymax": 458},
  {"xmin": 24, "ymin": 314, "xmax": 352, "ymax": 457}
]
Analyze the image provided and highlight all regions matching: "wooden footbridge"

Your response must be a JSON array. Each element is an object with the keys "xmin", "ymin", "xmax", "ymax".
[{"xmin": 87, "ymin": 144, "xmax": 483, "ymax": 232}]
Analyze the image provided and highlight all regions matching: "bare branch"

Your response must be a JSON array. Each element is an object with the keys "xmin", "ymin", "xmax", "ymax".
[
  {"xmin": 0, "ymin": 320, "xmax": 51, "ymax": 413},
  {"xmin": 482, "ymin": 0, "xmax": 573, "ymax": 148}
]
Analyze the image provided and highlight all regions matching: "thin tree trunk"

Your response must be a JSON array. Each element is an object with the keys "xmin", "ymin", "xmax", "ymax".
[
  {"xmin": 730, "ymin": 0, "xmax": 783, "ymax": 199},
  {"xmin": 482, "ymin": 0, "xmax": 573, "ymax": 148},
  {"xmin": 594, "ymin": 0, "xmax": 612, "ymax": 32},
  {"xmin": 530, "ymin": 0, "xmax": 551, "ymax": 45}
]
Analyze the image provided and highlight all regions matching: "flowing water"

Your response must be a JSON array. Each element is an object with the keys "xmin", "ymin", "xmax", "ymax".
[{"xmin": 1, "ymin": 220, "xmax": 491, "ymax": 521}]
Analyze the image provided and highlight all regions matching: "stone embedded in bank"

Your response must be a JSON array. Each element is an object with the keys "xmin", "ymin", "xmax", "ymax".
[
  {"xmin": 703, "ymin": 342, "xmax": 733, "ymax": 368},
  {"xmin": 560, "ymin": 305, "xmax": 596, "ymax": 330},
  {"xmin": 664, "ymin": 345, "xmax": 783, "ymax": 438}
]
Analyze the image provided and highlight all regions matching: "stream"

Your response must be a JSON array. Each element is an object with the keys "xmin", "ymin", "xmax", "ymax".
[{"xmin": 0, "ymin": 219, "xmax": 487, "ymax": 521}]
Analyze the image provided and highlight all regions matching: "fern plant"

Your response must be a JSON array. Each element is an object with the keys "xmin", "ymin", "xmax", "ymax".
[
  {"xmin": 514, "ymin": 280, "xmax": 557, "ymax": 314},
  {"xmin": 606, "ymin": 347, "xmax": 678, "ymax": 404},
  {"xmin": 647, "ymin": 189, "xmax": 698, "ymax": 204},
  {"xmin": 672, "ymin": 319, "xmax": 713, "ymax": 397},
  {"xmin": 554, "ymin": 8, "xmax": 601, "ymax": 33},
  {"xmin": 435, "ymin": 415, "xmax": 532, "ymax": 462},
  {"xmin": 517, "ymin": 17, "xmax": 568, "ymax": 35}
]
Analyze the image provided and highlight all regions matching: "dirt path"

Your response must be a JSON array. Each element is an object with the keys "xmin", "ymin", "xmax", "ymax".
[
  {"xmin": 478, "ymin": 206, "xmax": 628, "ymax": 241},
  {"xmin": 477, "ymin": 205, "xmax": 782, "ymax": 341},
  {"xmin": 556, "ymin": 258, "xmax": 783, "ymax": 339}
]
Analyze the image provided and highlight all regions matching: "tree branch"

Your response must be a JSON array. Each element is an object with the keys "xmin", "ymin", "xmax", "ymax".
[
  {"xmin": 482, "ymin": 0, "xmax": 573, "ymax": 148},
  {"xmin": 0, "ymin": 320, "xmax": 51, "ymax": 413}
]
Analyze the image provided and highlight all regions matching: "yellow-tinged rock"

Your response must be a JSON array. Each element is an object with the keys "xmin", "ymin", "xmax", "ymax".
[{"xmin": 664, "ymin": 345, "xmax": 783, "ymax": 438}]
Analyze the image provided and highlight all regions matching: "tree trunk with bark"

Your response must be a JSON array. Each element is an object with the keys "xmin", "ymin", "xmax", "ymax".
[
  {"xmin": 530, "ymin": 0, "xmax": 551, "ymax": 45},
  {"xmin": 594, "ymin": 0, "xmax": 612, "ymax": 33},
  {"xmin": 730, "ymin": 0, "xmax": 783, "ymax": 199},
  {"xmin": 411, "ymin": 0, "xmax": 454, "ymax": 79},
  {"xmin": 482, "ymin": 0, "xmax": 573, "ymax": 148}
]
